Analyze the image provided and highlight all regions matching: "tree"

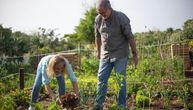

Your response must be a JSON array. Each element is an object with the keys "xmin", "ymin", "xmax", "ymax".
[
  {"xmin": 75, "ymin": 7, "xmax": 97, "ymax": 43},
  {"xmin": 183, "ymin": 19, "xmax": 193, "ymax": 39},
  {"xmin": 63, "ymin": 33, "xmax": 79, "ymax": 50},
  {"xmin": 12, "ymin": 31, "xmax": 31, "ymax": 56},
  {"xmin": 0, "ymin": 25, "xmax": 14, "ymax": 56},
  {"xmin": 30, "ymin": 28, "xmax": 61, "ymax": 54},
  {"xmin": 166, "ymin": 27, "xmax": 174, "ymax": 35}
]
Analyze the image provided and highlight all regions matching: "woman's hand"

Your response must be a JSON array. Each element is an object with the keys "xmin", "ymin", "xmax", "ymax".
[
  {"xmin": 74, "ymin": 93, "xmax": 79, "ymax": 99},
  {"xmin": 45, "ymin": 84, "xmax": 56, "ymax": 100},
  {"xmin": 72, "ymin": 82, "xmax": 79, "ymax": 98},
  {"xmin": 51, "ymin": 95, "xmax": 57, "ymax": 101},
  {"xmin": 56, "ymin": 97, "xmax": 62, "ymax": 105}
]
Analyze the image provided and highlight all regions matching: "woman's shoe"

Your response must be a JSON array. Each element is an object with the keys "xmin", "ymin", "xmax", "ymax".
[{"xmin": 28, "ymin": 106, "xmax": 34, "ymax": 110}]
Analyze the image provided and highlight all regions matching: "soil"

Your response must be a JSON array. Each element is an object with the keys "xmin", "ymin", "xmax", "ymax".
[{"xmin": 17, "ymin": 93, "xmax": 193, "ymax": 110}]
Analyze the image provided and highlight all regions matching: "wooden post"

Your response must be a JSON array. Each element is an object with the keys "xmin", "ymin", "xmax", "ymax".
[
  {"xmin": 78, "ymin": 42, "xmax": 81, "ymax": 70},
  {"xmin": 19, "ymin": 68, "xmax": 24, "ymax": 90},
  {"xmin": 37, "ymin": 54, "xmax": 40, "ymax": 65}
]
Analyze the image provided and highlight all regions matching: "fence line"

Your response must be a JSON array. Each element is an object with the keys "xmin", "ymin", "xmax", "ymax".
[
  {"xmin": 0, "ymin": 49, "xmax": 96, "ymax": 60},
  {"xmin": 0, "ymin": 72, "xmax": 35, "ymax": 81},
  {"xmin": 0, "ymin": 73, "xmax": 19, "ymax": 80},
  {"xmin": 0, "ymin": 49, "xmax": 79, "ymax": 60},
  {"xmin": 0, "ymin": 40, "xmax": 188, "ymax": 60},
  {"xmin": 24, "ymin": 73, "xmax": 36, "ymax": 77},
  {"xmin": 1, "ymin": 71, "xmax": 193, "ymax": 84},
  {"xmin": 137, "ymin": 40, "xmax": 188, "ymax": 49}
]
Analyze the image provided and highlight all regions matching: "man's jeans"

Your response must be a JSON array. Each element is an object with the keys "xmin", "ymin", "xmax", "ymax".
[
  {"xmin": 31, "ymin": 63, "xmax": 65, "ymax": 103},
  {"xmin": 95, "ymin": 57, "xmax": 128, "ymax": 109}
]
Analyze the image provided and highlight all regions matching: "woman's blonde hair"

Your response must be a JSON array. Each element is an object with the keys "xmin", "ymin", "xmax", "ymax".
[{"xmin": 47, "ymin": 55, "xmax": 65, "ymax": 78}]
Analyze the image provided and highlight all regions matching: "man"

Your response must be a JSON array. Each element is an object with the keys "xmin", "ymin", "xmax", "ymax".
[{"xmin": 94, "ymin": 0, "xmax": 138, "ymax": 109}]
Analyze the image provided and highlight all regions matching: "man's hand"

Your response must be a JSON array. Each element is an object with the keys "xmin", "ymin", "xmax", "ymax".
[
  {"xmin": 132, "ymin": 53, "xmax": 138, "ymax": 66},
  {"xmin": 95, "ymin": 37, "xmax": 101, "ymax": 59},
  {"xmin": 128, "ymin": 37, "xmax": 138, "ymax": 66},
  {"xmin": 95, "ymin": 51, "xmax": 100, "ymax": 59}
]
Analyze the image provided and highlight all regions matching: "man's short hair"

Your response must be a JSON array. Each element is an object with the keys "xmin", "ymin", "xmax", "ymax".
[{"xmin": 96, "ymin": 0, "xmax": 111, "ymax": 9}]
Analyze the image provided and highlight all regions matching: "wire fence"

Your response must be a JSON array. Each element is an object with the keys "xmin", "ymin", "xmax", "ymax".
[
  {"xmin": 0, "ymin": 40, "xmax": 188, "ymax": 59},
  {"xmin": 0, "ymin": 40, "xmax": 191, "ymax": 81}
]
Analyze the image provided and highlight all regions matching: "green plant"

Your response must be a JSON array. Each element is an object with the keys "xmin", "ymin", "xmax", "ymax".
[
  {"xmin": 34, "ymin": 102, "xmax": 44, "ymax": 110},
  {"xmin": 112, "ymin": 72, "xmax": 125, "ymax": 94},
  {"xmin": 47, "ymin": 101, "xmax": 61, "ymax": 110},
  {"xmin": 160, "ymin": 88, "xmax": 172, "ymax": 108},
  {"xmin": 4, "ymin": 62, "xmax": 19, "ymax": 74},
  {"xmin": 0, "ymin": 95, "xmax": 15, "ymax": 110},
  {"xmin": 0, "ymin": 66, "xmax": 8, "ymax": 77},
  {"xmin": 11, "ymin": 88, "xmax": 31, "ymax": 108},
  {"xmin": 187, "ymin": 103, "xmax": 193, "ymax": 110},
  {"xmin": 109, "ymin": 104, "xmax": 117, "ymax": 110},
  {"xmin": 171, "ymin": 57, "xmax": 184, "ymax": 79},
  {"xmin": 177, "ymin": 84, "xmax": 191, "ymax": 109},
  {"xmin": 79, "ymin": 88, "xmax": 90, "ymax": 105},
  {"xmin": 110, "ymin": 71, "xmax": 126, "ymax": 107},
  {"xmin": 0, "ymin": 83, "xmax": 6, "ymax": 95},
  {"xmin": 81, "ymin": 56, "xmax": 99, "ymax": 75},
  {"xmin": 24, "ymin": 75, "xmax": 36, "ymax": 87},
  {"xmin": 49, "ymin": 79, "xmax": 57, "ymax": 91},
  {"xmin": 109, "ymin": 104, "xmax": 128, "ymax": 110},
  {"xmin": 126, "ymin": 65, "xmax": 146, "ymax": 95},
  {"xmin": 136, "ymin": 90, "xmax": 150, "ymax": 108}
]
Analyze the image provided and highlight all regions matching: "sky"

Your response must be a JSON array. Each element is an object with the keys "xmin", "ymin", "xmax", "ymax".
[{"xmin": 0, "ymin": 0, "xmax": 193, "ymax": 37}]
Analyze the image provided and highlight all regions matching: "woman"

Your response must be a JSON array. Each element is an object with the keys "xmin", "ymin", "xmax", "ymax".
[{"xmin": 28, "ymin": 54, "xmax": 78, "ymax": 110}]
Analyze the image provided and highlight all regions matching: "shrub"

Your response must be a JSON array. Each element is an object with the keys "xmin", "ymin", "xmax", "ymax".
[
  {"xmin": 0, "ymin": 66, "xmax": 8, "ymax": 77},
  {"xmin": 11, "ymin": 88, "xmax": 31, "ymax": 108},
  {"xmin": 136, "ymin": 90, "xmax": 150, "ymax": 107},
  {"xmin": 34, "ymin": 103, "xmax": 44, "ymax": 110},
  {"xmin": 109, "ymin": 104, "xmax": 128, "ymax": 110},
  {"xmin": 80, "ymin": 56, "xmax": 99, "ymax": 75},
  {"xmin": 0, "ymin": 95, "xmax": 15, "ymax": 110},
  {"xmin": 47, "ymin": 101, "xmax": 60, "ymax": 110},
  {"xmin": 187, "ymin": 103, "xmax": 193, "ymax": 110}
]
